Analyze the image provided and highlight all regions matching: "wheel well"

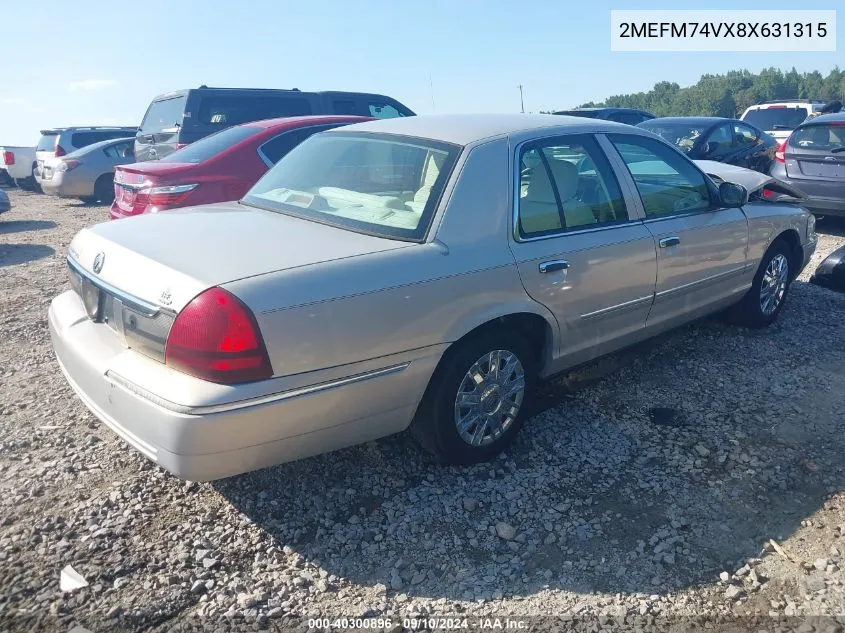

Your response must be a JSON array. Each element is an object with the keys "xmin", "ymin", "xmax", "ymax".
[
  {"xmin": 774, "ymin": 229, "xmax": 802, "ymax": 279},
  {"xmin": 458, "ymin": 313, "xmax": 552, "ymax": 369}
]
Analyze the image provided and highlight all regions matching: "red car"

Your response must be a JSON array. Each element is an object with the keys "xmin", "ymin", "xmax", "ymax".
[{"xmin": 110, "ymin": 115, "xmax": 371, "ymax": 219}]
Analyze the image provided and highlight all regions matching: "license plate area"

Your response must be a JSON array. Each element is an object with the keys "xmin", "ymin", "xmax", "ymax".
[
  {"xmin": 799, "ymin": 161, "xmax": 845, "ymax": 178},
  {"xmin": 117, "ymin": 185, "xmax": 137, "ymax": 210}
]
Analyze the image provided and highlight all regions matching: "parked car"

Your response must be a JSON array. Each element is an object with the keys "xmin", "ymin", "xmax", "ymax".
[
  {"xmin": 0, "ymin": 188, "xmax": 10, "ymax": 214},
  {"xmin": 769, "ymin": 113, "xmax": 845, "ymax": 218},
  {"xmin": 134, "ymin": 86, "xmax": 415, "ymax": 162},
  {"xmin": 49, "ymin": 114, "xmax": 817, "ymax": 481},
  {"xmin": 111, "ymin": 115, "xmax": 370, "ymax": 219},
  {"xmin": 40, "ymin": 137, "xmax": 135, "ymax": 204},
  {"xmin": 0, "ymin": 145, "xmax": 37, "ymax": 189},
  {"xmin": 553, "ymin": 107, "xmax": 654, "ymax": 125},
  {"xmin": 35, "ymin": 127, "xmax": 138, "ymax": 190},
  {"xmin": 740, "ymin": 100, "xmax": 826, "ymax": 142},
  {"xmin": 637, "ymin": 117, "xmax": 777, "ymax": 173}
]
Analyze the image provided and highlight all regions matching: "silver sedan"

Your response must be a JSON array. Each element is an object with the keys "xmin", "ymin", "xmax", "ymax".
[
  {"xmin": 40, "ymin": 137, "xmax": 135, "ymax": 204},
  {"xmin": 48, "ymin": 114, "xmax": 817, "ymax": 480}
]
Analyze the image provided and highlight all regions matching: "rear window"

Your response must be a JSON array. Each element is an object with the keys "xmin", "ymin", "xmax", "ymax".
[
  {"xmin": 789, "ymin": 124, "xmax": 845, "ymax": 151},
  {"xmin": 160, "ymin": 125, "xmax": 260, "ymax": 163},
  {"xmin": 742, "ymin": 107, "xmax": 808, "ymax": 132},
  {"xmin": 37, "ymin": 134, "xmax": 58, "ymax": 152},
  {"xmin": 197, "ymin": 96, "xmax": 312, "ymax": 125},
  {"xmin": 555, "ymin": 110, "xmax": 602, "ymax": 118},
  {"xmin": 243, "ymin": 132, "xmax": 461, "ymax": 241},
  {"xmin": 140, "ymin": 96, "xmax": 188, "ymax": 134}
]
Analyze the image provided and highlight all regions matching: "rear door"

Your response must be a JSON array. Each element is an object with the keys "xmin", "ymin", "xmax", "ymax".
[
  {"xmin": 509, "ymin": 133, "xmax": 657, "ymax": 369},
  {"xmin": 784, "ymin": 122, "xmax": 845, "ymax": 199},
  {"xmin": 136, "ymin": 95, "xmax": 188, "ymax": 161}
]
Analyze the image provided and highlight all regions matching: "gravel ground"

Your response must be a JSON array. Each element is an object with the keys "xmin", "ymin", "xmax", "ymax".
[{"xmin": 1, "ymin": 187, "xmax": 845, "ymax": 633}]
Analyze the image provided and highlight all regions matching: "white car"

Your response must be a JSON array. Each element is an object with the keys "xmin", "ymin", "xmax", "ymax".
[
  {"xmin": 740, "ymin": 101, "xmax": 826, "ymax": 142},
  {"xmin": 0, "ymin": 145, "xmax": 37, "ymax": 189}
]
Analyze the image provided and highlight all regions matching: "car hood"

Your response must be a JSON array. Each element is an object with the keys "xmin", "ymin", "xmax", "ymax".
[
  {"xmin": 693, "ymin": 160, "xmax": 807, "ymax": 199},
  {"xmin": 68, "ymin": 201, "xmax": 411, "ymax": 311}
]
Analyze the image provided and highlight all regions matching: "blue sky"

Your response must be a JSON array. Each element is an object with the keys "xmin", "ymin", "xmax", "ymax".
[{"xmin": 0, "ymin": 1, "xmax": 841, "ymax": 145}]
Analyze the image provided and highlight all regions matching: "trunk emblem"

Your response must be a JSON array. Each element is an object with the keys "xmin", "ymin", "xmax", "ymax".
[
  {"xmin": 824, "ymin": 156, "xmax": 836, "ymax": 161},
  {"xmin": 93, "ymin": 252, "xmax": 105, "ymax": 274}
]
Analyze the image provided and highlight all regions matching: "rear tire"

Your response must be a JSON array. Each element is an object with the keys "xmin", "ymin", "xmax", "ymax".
[
  {"xmin": 93, "ymin": 174, "xmax": 115, "ymax": 204},
  {"xmin": 14, "ymin": 177, "xmax": 35, "ymax": 191},
  {"xmin": 729, "ymin": 238, "xmax": 792, "ymax": 328},
  {"xmin": 31, "ymin": 164, "xmax": 42, "ymax": 194},
  {"xmin": 410, "ymin": 327, "xmax": 536, "ymax": 464}
]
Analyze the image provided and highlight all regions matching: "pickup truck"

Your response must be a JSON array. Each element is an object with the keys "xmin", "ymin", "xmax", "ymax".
[{"xmin": 0, "ymin": 145, "xmax": 37, "ymax": 189}]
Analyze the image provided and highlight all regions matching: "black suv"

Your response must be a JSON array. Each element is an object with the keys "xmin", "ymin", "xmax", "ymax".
[
  {"xmin": 135, "ymin": 86, "xmax": 416, "ymax": 161},
  {"xmin": 553, "ymin": 107, "xmax": 655, "ymax": 126}
]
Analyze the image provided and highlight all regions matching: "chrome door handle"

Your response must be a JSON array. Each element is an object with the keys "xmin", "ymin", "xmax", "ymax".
[
  {"xmin": 658, "ymin": 236, "xmax": 680, "ymax": 248},
  {"xmin": 539, "ymin": 260, "xmax": 569, "ymax": 273}
]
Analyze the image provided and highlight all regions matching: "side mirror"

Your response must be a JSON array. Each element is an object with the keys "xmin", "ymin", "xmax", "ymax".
[{"xmin": 719, "ymin": 181, "xmax": 748, "ymax": 208}]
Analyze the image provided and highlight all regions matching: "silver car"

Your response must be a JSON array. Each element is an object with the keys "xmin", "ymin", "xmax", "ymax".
[
  {"xmin": 41, "ymin": 137, "xmax": 136, "ymax": 204},
  {"xmin": 48, "ymin": 114, "xmax": 817, "ymax": 481}
]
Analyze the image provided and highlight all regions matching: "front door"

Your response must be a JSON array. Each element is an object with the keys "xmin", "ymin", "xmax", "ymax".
[
  {"xmin": 606, "ymin": 133, "xmax": 749, "ymax": 330},
  {"xmin": 509, "ymin": 134, "xmax": 657, "ymax": 371}
]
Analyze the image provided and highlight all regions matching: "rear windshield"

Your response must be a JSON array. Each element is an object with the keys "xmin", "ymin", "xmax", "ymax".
[
  {"xmin": 742, "ymin": 107, "xmax": 808, "ymax": 131},
  {"xmin": 37, "ymin": 134, "xmax": 58, "ymax": 152},
  {"xmin": 638, "ymin": 121, "xmax": 710, "ymax": 153},
  {"xmin": 197, "ymin": 96, "xmax": 312, "ymax": 126},
  {"xmin": 789, "ymin": 124, "xmax": 845, "ymax": 152},
  {"xmin": 160, "ymin": 125, "xmax": 261, "ymax": 163},
  {"xmin": 140, "ymin": 96, "xmax": 188, "ymax": 134},
  {"xmin": 555, "ymin": 110, "xmax": 601, "ymax": 118},
  {"xmin": 243, "ymin": 132, "xmax": 461, "ymax": 242}
]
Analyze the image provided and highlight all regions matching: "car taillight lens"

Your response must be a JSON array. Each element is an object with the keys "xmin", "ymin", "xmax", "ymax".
[
  {"xmin": 135, "ymin": 183, "xmax": 198, "ymax": 210},
  {"xmin": 54, "ymin": 145, "xmax": 67, "ymax": 158},
  {"xmin": 57, "ymin": 159, "xmax": 80, "ymax": 172},
  {"xmin": 2, "ymin": 151, "xmax": 14, "ymax": 165},
  {"xmin": 774, "ymin": 139, "xmax": 788, "ymax": 163},
  {"xmin": 165, "ymin": 287, "xmax": 272, "ymax": 384}
]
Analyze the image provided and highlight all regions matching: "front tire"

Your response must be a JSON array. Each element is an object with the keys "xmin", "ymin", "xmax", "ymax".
[
  {"xmin": 730, "ymin": 238, "xmax": 792, "ymax": 328},
  {"xmin": 410, "ymin": 327, "xmax": 536, "ymax": 464}
]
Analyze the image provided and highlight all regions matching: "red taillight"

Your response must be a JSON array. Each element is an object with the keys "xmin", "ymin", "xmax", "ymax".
[
  {"xmin": 165, "ymin": 287, "xmax": 272, "ymax": 384},
  {"xmin": 134, "ymin": 183, "xmax": 198, "ymax": 211},
  {"xmin": 2, "ymin": 151, "xmax": 14, "ymax": 165},
  {"xmin": 774, "ymin": 139, "xmax": 788, "ymax": 163},
  {"xmin": 54, "ymin": 145, "xmax": 67, "ymax": 157}
]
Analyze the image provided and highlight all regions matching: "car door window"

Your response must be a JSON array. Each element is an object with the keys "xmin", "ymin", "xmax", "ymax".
[
  {"xmin": 367, "ymin": 102, "xmax": 405, "ymax": 119},
  {"xmin": 733, "ymin": 122, "xmax": 759, "ymax": 147},
  {"xmin": 609, "ymin": 134, "xmax": 712, "ymax": 218},
  {"xmin": 103, "ymin": 141, "xmax": 132, "ymax": 158},
  {"xmin": 704, "ymin": 124, "xmax": 733, "ymax": 154},
  {"xmin": 198, "ymin": 96, "xmax": 312, "ymax": 125},
  {"xmin": 517, "ymin": 135, "xmax": 627, "ymax": 238}
]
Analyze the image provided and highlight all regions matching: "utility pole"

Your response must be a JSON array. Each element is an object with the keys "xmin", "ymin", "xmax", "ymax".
[
  {"xmin": 429, "ymin": 72, "xmax": 436, "ymax": 112},
  {"xmin": 518, "ymin": 84, "xmax": 525, "ymax": 113}
]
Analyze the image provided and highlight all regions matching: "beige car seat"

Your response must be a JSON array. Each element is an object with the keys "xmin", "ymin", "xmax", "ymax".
[{"xmin": 520, "ymin": 159, "xmax": 596, "ymax": 233}]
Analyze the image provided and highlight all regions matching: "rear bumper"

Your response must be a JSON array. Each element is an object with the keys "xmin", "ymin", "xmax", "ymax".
[
  {"xmin": 49, "ymin": 290, "xmax": 435, "ymax": 480},
  {"xmin": 41, "ymin": 178, "xmax": 94, "ymax": 198},
  {"xmin": 773, "ymin": 175, "xmax": 845, "ymax": 217}
]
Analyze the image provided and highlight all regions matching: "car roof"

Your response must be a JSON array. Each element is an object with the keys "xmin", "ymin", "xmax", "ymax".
[
  {"xmin": 39, "ymin": 126, "xmax": 136, "ymax": 135},
  {"xmin": 150, "ymin": 88, "xmax": 398, "ymax": 101},
  {"xmin": 800, "ymin": 112, "xmax": 845, "ymax": 125},
  {"xmin": 328, "ymin": 113, "xmax": 634, "ymax": 146},
  {"xmin": 239, "ymin": 115, "xmax": 373, "ymax": 130},
  {"xmin": 642, "ymin": 116, "xmax": 729, "ymax": 125}
]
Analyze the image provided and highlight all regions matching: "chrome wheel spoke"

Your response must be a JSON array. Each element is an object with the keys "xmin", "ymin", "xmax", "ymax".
[
  {"xmin": 454, "ymin": 349, "xmax": 526, "ymax": 447},
  {"xmin": 759, "ymin": 253, "xmax": 789, "ymax": 316}
]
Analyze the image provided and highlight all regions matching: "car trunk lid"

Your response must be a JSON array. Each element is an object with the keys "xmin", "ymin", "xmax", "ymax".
[
  {"xmin": 69, "ymin": 202, "xmax": 410, "ymax": 313},
  {"xmin": 113, "ymin": 162, "xmax": 196, "ymax": 214}
]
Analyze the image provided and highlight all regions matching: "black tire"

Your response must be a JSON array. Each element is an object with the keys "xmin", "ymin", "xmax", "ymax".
[
  {"xmin": 729, "ymin": 238, "xmax": 793, "ymax": 328},
  {"xmin": 93, "ymin": 175, "xmax": 115, "ymax": 204},
  {"xmin": 14, "ymin": 177, "xmax": 35, "ymax": 191},
  {"xmin": 410, "ymin": 327, "xmax": 536, "ymax": 464},
  {"xmin": 30, "ymin": 164, "xmax": 42, "ymax": 194},
  {"xmin": 79, "ymin": 196, "xmax": 98, "ymax": 205}
]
